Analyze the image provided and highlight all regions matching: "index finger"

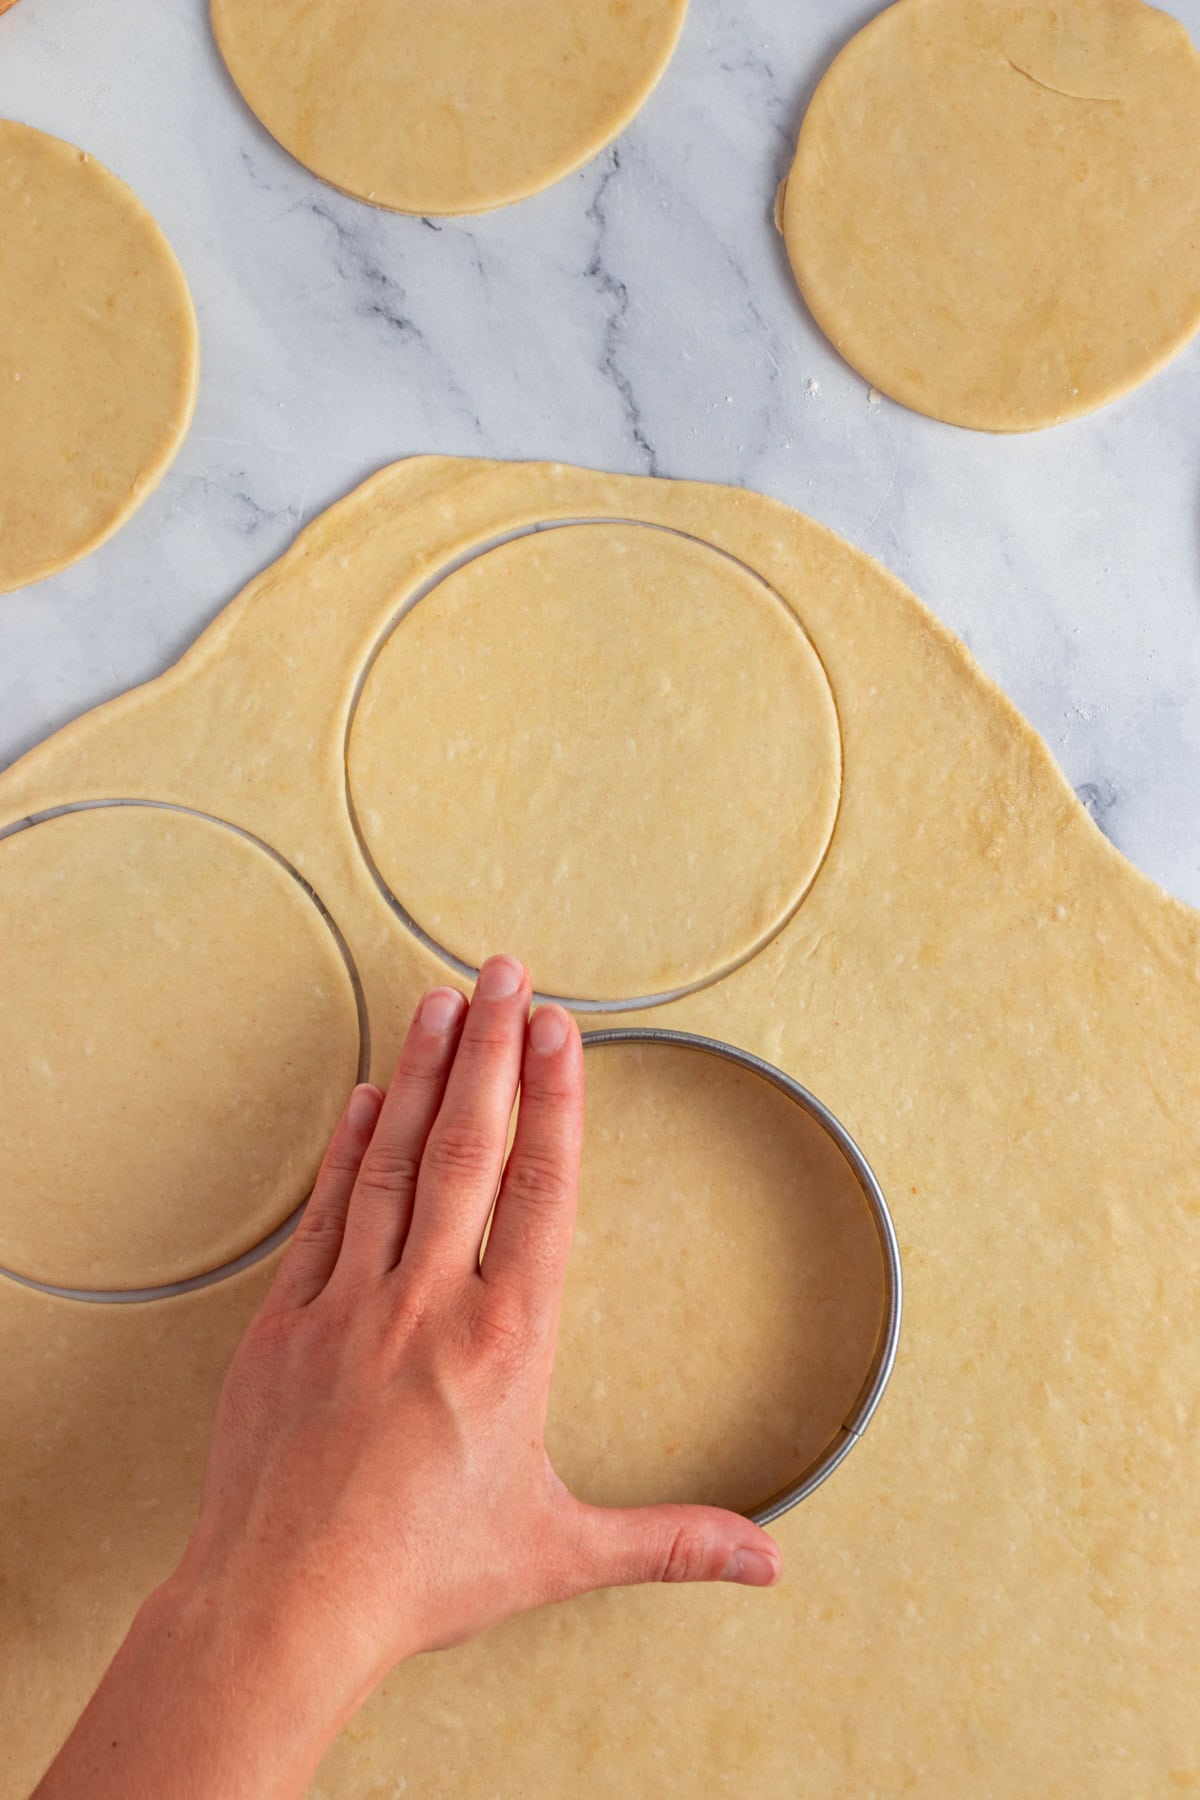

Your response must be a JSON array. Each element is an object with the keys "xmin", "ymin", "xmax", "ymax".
[{"xmin": 481, "ymin": 1004, "xmax": 584, "ymax": 1319}]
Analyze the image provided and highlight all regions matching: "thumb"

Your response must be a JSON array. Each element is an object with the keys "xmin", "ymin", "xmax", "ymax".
[{"xmin": 570, "ymin": 1500, "xmax": 782, "ymax": 1595}]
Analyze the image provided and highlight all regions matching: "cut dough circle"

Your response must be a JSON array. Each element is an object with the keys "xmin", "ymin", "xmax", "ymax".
[
  {"xmin": 781, "ymin": 0, "xmax": 1200, "ymax": 431},
  {"xmin": 0, "ymin": 121, "xmax": 199, "ymax": 593},
  {"xmin": 545, "ymin": 1040, "xmax": 886, "ymax": 1514},
  {"xmin": 346, "ymin": 522, "xmax": 843, "ymax": 1003},
  {"xmin": 0, "ymin": 806, "xmax": 360, "ymax": 1291},
  {"xmin": 210, "ymin": 0, "xmax": 688, "ymax": 216}
]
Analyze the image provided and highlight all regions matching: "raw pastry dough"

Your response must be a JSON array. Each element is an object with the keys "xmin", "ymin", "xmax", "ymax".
[
  {"xmin": 347, "ymin": 523, "xmax": 842, "ymax": 1002},
  {"xmin": 210, "ymin": 0, "xmax": 688, "ymax": 216},
  {"xmin": 781, "ymin": 0, "xmax": 1200, "ymax": 431},
  {"xmin": 549, "ymin": 1040, "xmax": 885, "ymax": 1514},
  {"xmin": 0, "ymin": 806, "xmax": 360, "ymax": 1291},
  {"xmin": 0, "ymin": 121, "xmax": 198, "ymax": 593},
  {"xmin": 0, "ymin": 1256, "xmax": 278, "ymax": 1787},
  {"xmin": 0, "ymin": 460, "xmax": 1196, "ymax": 1796}
]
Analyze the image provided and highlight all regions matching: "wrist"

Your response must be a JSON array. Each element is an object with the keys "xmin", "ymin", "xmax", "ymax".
[
  {"xmin": 129, "ymin": 1554, "xmax": 353, "ymax": 1795},
  {"xmin": 166, "ymin": 1512, "xmax": 419, "ymax": 1727},
  {"xmin": 35, "ymin": 1552, "xmax": 351, "ymax": 1800},
  {"xmin": 160, "ymin": 1538, "xmax": 363, "ymax": 1719}
]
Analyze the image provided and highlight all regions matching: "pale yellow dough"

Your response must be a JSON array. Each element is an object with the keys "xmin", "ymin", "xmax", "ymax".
[
  {"xmin": 550, "ymin": 1041, "xmax": 885, "ymax": 1514},
  {"xmin": 782, "ymin": 0, "xmax": 1200, "ymax": 431},
  {"xmin": 0, "ymin": 460, "xmax": 1197, "ymax": 1795},
  {"xmin": 0, "ymin": 1257, "xmax": 279, "ymax": 1787},
  {"xmin": 0, "ymin": 806, "xmax": 361, "ymax": 1291},
  {"xmin": 0, "ymin": 121, "xmax": 198, "ymax": 592},
  {"xmin": 210, "ymin": 0, "xmax": 688, "ymax": 216},
  {"xmin": 348, "ymin": 523, "xmax": 842, "ymax": 1001}
]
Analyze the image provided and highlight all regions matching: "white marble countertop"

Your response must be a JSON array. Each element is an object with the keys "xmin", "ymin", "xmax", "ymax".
[{"xmin": 2, "ymin": 0, "xmax": 1198, "ymax": 906}]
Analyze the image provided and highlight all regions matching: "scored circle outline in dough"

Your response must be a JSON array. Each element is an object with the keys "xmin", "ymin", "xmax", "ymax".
[
  {"xmin": 210, "ymin": 0, "xmax": 689, "ymax": 216},
  {"xmin": 551, "ymin": 1035, "xmax": 890, "ymax": 1517},
  {"xmin": 781, "ymin": 0, "xmax": 1200, "ymax": 431},
  {"xmin": 0, "ymin": 120, "xmax": 199, "ymax": 593},
  {"xmin": 0, "ymin": 801, "xmax": 364, "ymax": 1295},
  {"xmin": 345, "ymin": 519, "xmax": 844, "ymax": 1006}
]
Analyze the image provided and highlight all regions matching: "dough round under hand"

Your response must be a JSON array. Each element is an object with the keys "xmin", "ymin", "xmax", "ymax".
[
  {"xmin": 210, "ymin": 0, "xmax": 688, "ymax": 216},
  {"xmin": 0, "ymin": 121, "xmax": 198, "ymax": 594},
  {"xmin": 781, "ymin": 0, "xmax": 1200, "ymax": 431},
  {"xmin": 0, "ymin": 806, "xmax": 360, "ymax": 1292},
  {"xmin": 346, "ymin": 522, "xmax": 842, "ymax": 1003},
  {"xmin": 546, "ymin": 1040, "xmax": 886, "ymax": 1514}
]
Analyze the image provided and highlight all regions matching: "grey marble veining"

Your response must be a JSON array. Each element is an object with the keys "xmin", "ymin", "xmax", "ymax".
[{"xmin": 1, "ymin": 0, "xmax": 1197, "ymax": 904}]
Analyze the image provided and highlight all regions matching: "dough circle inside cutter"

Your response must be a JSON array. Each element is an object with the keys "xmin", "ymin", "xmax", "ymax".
[
  {"xmin": 0, "ymin": 805, "xmax": 362, "ymax": 1293},
  {"xmin": 346, "ymin": 521, "xmax": 843, "ymax": 1005},
  {"xmin": 0, "ymin": 120, "xmax": 198, "ymax": 594},
  {"xmin": 781, "ymin": 0, "xmax": 1200, "ymax": 431},
  {"xmin": 209, "ymin": 0, "xmax": 689, "ymax": 216},
  {"xmin": 546, "ymin": 1037, "xmax": 888, "ymax": 1515}
]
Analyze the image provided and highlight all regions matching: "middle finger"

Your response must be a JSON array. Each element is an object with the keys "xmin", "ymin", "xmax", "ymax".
[{"xmin": 401, "ymin": 954, "xmax": 531, "ymax": 1278}]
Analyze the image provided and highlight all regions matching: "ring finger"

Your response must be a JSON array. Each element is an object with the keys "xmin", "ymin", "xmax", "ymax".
[{"xmin": 327, "ymin": 984, "xmax": 467, "ymax": 1288}]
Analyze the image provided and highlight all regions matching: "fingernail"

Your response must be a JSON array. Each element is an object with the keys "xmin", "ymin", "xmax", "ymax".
[
  {"xmin": 529, "ymin": 1005, "xmax": 569, "ymax": 1055},
  {"xmin": 347, "ymin": 1084, "xmax": 383, "ymax": 1132},
  {"xmin": 475, "ymin": 955, "xmax": 524, "ymax": 1000},
  {"xmin": 419, "ymin": 987, "xmax": 466, "ymax": 1033},
  {"xmin": 720, "ymin": 1546, "xmax": 781, "ymax": 1588}
]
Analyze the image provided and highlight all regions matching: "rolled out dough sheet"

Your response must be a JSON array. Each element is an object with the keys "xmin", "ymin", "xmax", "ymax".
[
  {"xmin": 209, "ymin": 0, "xmax": 688, "ymax": 216},
  {"xmin": 781, "ymin": 0, "xmax": 1200, "ymax": 431},
  {"xmin": 0, "ymin": 459, "xmax": 1197, "ymax": 1795},
  {"xmin": 0, "ymin": 121, "xmax": 198, "ymax": 593}
]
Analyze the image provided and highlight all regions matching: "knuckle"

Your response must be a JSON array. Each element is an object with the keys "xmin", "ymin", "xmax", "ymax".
[
  {"xmin": 659, "ymin": 1523, "xmax": 717, "ymax": 1585},
  {"xmin": 355, "ymin": 1141, "xmax": 422, "ymax": 1198},
  {"xmin": 383, "ymin": 1284, "xmax": 437, "ymax": 1345},
  {"xmin": 504, "ymin": 1146, "xmax": 570, "ymax": 1210},
  {"xmin": 317, "ymin": 1281, "xmax": 367, "ymax": 1335},
  {"xmin": 461, "ymin": 1016, "xmax": 518, "ymax": 1055},
  {"xmin": 522, "ymin": 1065, "xmax": 582, "ymax": 1107},
  {"xmin": 398, "ymin": 1054, "xmax": 450, "ymax": 1093},
  {"xmin": 424, "ymin": 1119, "xmax": 497, "ymax": 1184},
  {"xmin": 322, "ymin": 1142, "xmax": 366, "ymax": 1179},
  {"xmin": 471, "ymin": 1290, "xmax": 535, "ymax": 1363},
  {"xmin": 238, "ymin": 1301, "xmax": 309, "ymax": 1372},
  {"xmin": 383, "ymin": 1283, "xmax": 462, "ymax": 1367},
  {"xmin": 297, "ymin": 1203, "xmax": 344, "ymax": 1246}
]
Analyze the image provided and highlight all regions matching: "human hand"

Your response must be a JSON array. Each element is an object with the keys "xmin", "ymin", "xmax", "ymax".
[
  {"xmin": 189, "ymin": 953, "xmax": 780, "ymax": 1678},
  {"xmin": 36, "ymin": 956, "xmax": 780, "ymax": 1799}
]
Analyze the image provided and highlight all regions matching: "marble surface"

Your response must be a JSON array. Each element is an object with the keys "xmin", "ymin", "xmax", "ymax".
[{"xmin": 1, "ymin": 0, "xmax": 1198, "ymax": 906}]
